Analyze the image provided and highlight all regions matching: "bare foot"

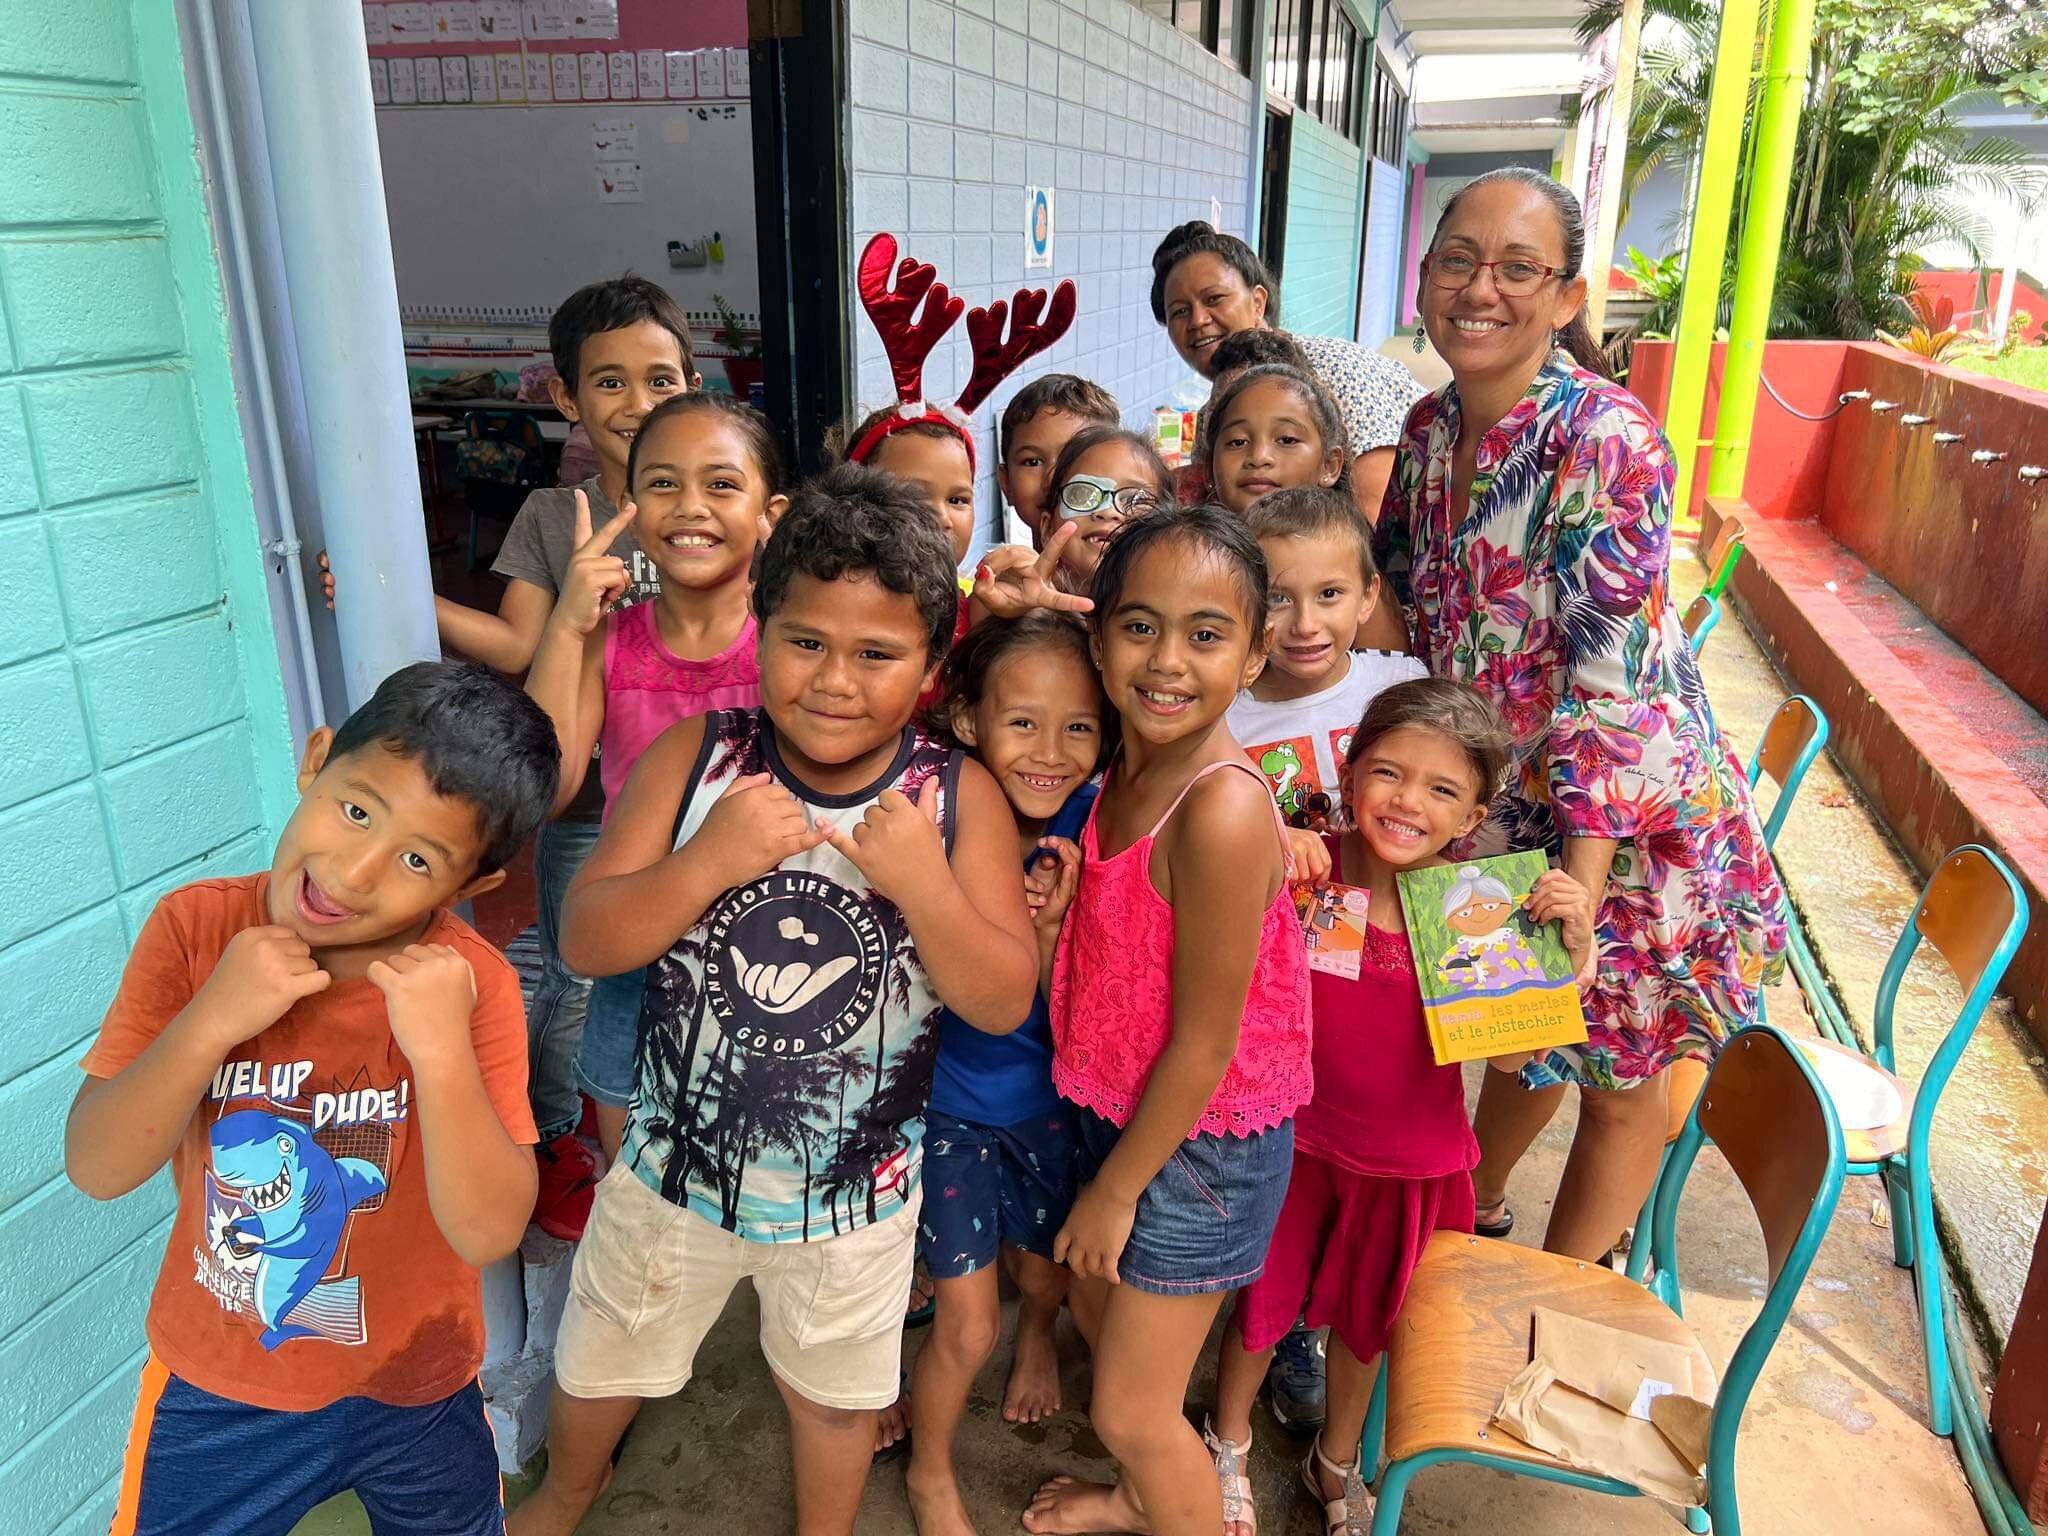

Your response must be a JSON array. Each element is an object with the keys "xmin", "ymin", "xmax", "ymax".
[
  {"xmin": 1002, "ymin": 1315, "xmax": 1062, "ymax": 1423},
  {"xmin": 507, "ymin": 1465, "xmax": 611, "ymax": 1536},
  {"xmin": 876, "ymin": 1394, "xmax": 911, "ymax": 1453},
  {"xmin": 906, "ymin": 1464, "xmax": 980, "ymax": 1536},
  {"xmin": 1021, "ymin": 1476, "xmax": 1149, "ymax": 1534}
]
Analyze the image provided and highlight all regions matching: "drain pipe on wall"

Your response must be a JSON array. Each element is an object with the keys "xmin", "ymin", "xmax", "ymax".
[
  {"xmin": 242, "ymin": 0, "xmax": 438, "ymax": 708},
  {"xmin": 185, "ymin": 0, "xmax": 327, "ymax": 737}
]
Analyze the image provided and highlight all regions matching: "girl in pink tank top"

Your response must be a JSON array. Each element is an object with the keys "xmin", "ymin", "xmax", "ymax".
[
  {"xmin": 1026, "ymin": 506, "xmax": 1310, "ymax": 1536},
  {"xmin": 524, "ymin": 393, "xmax": 785, "ymax": 1159},
  {"xmin": 525, "ymin": 392, "xmax": 787, "ymax": 821}
]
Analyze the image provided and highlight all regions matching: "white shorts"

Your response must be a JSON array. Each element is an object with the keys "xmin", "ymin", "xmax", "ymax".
[{"xmin": 555, "ymin": 1162, "xmax": 919, "ymax": 1410}]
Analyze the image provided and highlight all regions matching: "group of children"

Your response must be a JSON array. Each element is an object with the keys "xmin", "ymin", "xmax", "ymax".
[{"xmin": 71, "ymin": 258, "xmax": 1594, "ymax": 1536}]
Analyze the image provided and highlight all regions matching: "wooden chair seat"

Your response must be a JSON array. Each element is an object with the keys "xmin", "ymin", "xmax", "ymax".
[
  {"xmin": 1663, "ymin": 1056, "xmax": 1708, "ymax": 1146},
  {"xmin": 1794, "ymin": 1035, "xmax": 1914, "ymax": 1166},
  {"xmin": 1384, "ymin": 1230, "xmax": 1717, "ymax": 1467}
]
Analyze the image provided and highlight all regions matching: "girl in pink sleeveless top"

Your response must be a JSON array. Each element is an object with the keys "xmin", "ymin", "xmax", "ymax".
[
  {"xmin": 524, "ymin": 392, "xmax": 785, "ymax": 1158},
  {"xmin": 1025, "ymin": 506, "xmax": 1310, "ymax": 1536},
  {"xmin": 1203, "ymin": 679, "xmax": 1595, "ymax": 1534}
]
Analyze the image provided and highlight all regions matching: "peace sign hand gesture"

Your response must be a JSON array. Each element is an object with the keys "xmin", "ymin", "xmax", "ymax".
[
  {"xmin": 971, "ymin": 523, "xmax": 1096, "ymax": 621},
  {"xmin": 555, "ymin": 489, "xmax": 639, "ymax": 636}
]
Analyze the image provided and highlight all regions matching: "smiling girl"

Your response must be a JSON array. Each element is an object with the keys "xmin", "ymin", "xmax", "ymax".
[
  {"xmin": 1204, "ymin": 679, "xmax": 1592, "ymax": 1535},
  {"xmin": 1024, "ymin": 505, "xmax": 1310, "ymax": 1536},
  {"xmin": 524, "ymin": 392, "xmax": 788, "ymax": 1159},
  {"xmin": 1204, "ymin": 364, "xmax": 1351, "ymax": 518}
]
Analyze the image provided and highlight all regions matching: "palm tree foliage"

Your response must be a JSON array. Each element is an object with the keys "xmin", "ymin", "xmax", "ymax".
[{"xmin": 1577, "ymin": 0, "xmax": 2047, "ymax": 338}]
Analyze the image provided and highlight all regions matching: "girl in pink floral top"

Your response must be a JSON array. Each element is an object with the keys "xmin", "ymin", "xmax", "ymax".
[
  {"xmin": 1024, "ymin": 506, "xmax": 1310, "ymax": 1536},
  {"xmin": 1377, "ymin": 166, "xmax": 1788, "ymax": 1263}
]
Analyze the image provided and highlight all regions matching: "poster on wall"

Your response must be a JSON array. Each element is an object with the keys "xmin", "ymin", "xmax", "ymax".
[{"xmin": 1025, "ymin": 186, "xmax": 1055, "ymax": 270}]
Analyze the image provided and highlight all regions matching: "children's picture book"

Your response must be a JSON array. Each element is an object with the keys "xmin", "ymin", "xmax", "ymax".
[
  {"xmin": 1293, "ymin": 881, "xmax": 1370, "ymax": 980},
  {"xmin": 1397, "ymin": 852, "xmax": 1589, "ymax": 1066}
]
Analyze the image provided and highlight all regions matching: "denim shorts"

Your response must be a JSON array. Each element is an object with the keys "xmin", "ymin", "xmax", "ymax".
[
  {"xmin": 1073, "ymin": 1109, "xmax": 1295, "ymax": 1295},
  {"xmin": 918, "ymin": 1108, "xmax": 1078, "ymax": 1278},
  {"xmin": 575, "ymin": 966, "xmax": 645, "ymax": 1109}
]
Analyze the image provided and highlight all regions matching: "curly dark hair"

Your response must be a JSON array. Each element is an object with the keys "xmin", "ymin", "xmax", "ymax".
[
  {"xmin": 753, "ymin": 463, "xmax": 963, "ymax": 662},
  {"xmin": 327, "ymin": 662, "xmax": 560, "ymax": 875}
]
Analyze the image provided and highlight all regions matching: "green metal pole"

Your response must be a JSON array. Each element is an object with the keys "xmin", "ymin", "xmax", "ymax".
[
  {"xmin": 1663, "ymin": 0, "xmax": 1764, "ymax": 526},
  {"xmin": 1705, "ymin": 0, "xmax": 1819, "ymax": 499}
]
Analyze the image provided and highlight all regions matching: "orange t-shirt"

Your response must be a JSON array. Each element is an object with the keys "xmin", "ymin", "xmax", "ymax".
[{"xmin": 80, "ymin": 875, "xmax": 538, "ymax": 1412}]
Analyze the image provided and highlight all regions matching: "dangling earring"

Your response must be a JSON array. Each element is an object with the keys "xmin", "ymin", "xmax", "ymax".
[{"xmin": 1411, "ymin": 323, "xmax": 1426, "ymax": 354}]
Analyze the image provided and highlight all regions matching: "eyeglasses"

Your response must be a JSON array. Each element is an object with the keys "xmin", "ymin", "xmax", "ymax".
[
  {"xmin": 1422, "ymin": 252, "xmax": 1567, "ymax": 297},
  {"xmin": 1058, "ymin": 475, "xmax": 1160, "ymax": 520}
]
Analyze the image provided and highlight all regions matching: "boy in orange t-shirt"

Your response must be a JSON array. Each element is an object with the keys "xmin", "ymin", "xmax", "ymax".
[{"xmin": 69, "ymin": 662, "xmax": 560, "ymax": 1536}]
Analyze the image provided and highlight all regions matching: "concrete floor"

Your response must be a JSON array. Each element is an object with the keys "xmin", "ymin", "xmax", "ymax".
[{"xmin": 294, "ymin": 549, "xmax": 2002, "ymax": 1536}]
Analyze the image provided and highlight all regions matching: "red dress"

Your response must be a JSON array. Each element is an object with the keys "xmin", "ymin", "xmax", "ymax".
[{"xmin": 1235, "ymin": 835, "xmax": 1476, "ymax": 1360}]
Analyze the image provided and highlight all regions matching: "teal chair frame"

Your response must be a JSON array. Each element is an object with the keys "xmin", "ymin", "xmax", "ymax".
[
  {"xmin": 1744, "ymin": 694, "xmax": 1829, "ymax": 850},
  {"xmin": 1622, "ymin": 695, "xmax": 1831, "ymax": 1285},
  {"xmin": 1854, "ymin": 844, "xmax": 2026, "ymax": 1437},
  {"xmin": 1363, "ymin": 1025, "xmax": 1846, "ymax": 1536},
  {"xmin": 1683, "ymin": 592, "xmax": 1722, "ymax": 653}
]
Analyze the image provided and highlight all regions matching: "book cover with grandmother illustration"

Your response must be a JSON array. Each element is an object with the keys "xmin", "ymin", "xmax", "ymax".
[{"xmin": 1397, "ymin": 852, "xmax": 1589, "ymax": 1066}]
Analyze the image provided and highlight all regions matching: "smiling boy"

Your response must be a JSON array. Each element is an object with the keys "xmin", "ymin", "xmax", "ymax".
[
  {"xmin": 1228, "ymin": 486, "xmax": 1425, "ymax": 845},
  {"xmin": 510, "ymin": 464, "xmax": 1038, "ymax": 1536},
  {"xmin": 69, "ymin": 663, "xmax": 559, "ymax": 1536}
]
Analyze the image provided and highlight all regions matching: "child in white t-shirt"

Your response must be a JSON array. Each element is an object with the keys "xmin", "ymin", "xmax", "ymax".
[{"xmin": 1227, "ymin": 486, "xmax": 1426, "ymax": 886}]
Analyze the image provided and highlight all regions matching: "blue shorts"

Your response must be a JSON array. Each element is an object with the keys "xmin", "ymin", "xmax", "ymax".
[
  {"xmin": 918, "ymin": 1108, "xmax": 1078, "ymax": 1278},
  {"xmin": 112, "ymin": 1356, "xmax": 502, "ymax": 1535},
  {"xmin": 576, "ymin": 966, "xmax": 645, "ymax": 1109},
  {"xmin": 1073, "ymin": 1109, "xmax": 1295, "ymax": 1295}
]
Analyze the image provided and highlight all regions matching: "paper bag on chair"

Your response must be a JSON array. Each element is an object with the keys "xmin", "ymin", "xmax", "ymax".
[{"xmin": 1492, "ymin": 1307, "xmax": 1715, "ymax": 1508}]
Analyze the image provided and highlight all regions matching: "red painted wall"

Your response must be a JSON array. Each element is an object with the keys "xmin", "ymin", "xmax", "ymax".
[
  {"xmin": 1630, "ymin": 339, "xmax": 1849, "ymax": 522},
  {"xmin": 1819, "ymin": 344, "xmax": 2048, "ymax": 720},
  {"xmin": 1913, "ymin": 270, "xmax": 2048, "ymax": 343}
]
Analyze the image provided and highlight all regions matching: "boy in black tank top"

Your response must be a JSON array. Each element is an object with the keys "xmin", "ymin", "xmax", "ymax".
[{"xmin": 511, "ymin": 467, "xmax": 1040, "ymax": 1536}]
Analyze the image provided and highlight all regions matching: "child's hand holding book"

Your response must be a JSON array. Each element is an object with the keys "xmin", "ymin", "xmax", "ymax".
[{"xmin": 1523, "ymin": 868, "xmax": 1597, "ymax": 989}]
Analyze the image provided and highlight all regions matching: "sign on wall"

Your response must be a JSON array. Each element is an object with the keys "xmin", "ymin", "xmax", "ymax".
[{"xmin": 1026, "ymin": 185, "xmax": 1054, "ymax": 270}]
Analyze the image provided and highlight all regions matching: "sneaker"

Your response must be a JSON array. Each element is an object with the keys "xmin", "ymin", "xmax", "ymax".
[
  {"xmin": 532, "ymin": 1133, "xmax": 600, "ymax": 1242},
  {"xmin": 1267, "ymin": 1322, "xmax": 1327, "ymax": 1434}
]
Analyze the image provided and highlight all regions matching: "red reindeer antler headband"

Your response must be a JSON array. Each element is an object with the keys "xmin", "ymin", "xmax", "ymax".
[{"xmin": 850, "ymin": 232, "xmax": 1078, "ymax": 470}]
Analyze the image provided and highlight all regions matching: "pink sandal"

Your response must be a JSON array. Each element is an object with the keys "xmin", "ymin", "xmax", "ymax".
[
  {"xmin": 1301, "ymin": 1432, "xmax": 1375, "ymax": 1535},
  {"xmin": 1202, "ymin": 1417, "xmax": 1257, "ymax": 1536}
]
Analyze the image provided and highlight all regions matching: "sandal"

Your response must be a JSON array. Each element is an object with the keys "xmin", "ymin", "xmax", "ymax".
[
  {"xmin": 1202, "ymin": 1416, "xmax": 1257, "ymax": 1536},
  {"xmin": 905, "ymin": 1262, "xmax": 937, "ymax": 1328},
  {"xmin": 1300, "ymin": 1432, "xmax": 1374, "ymax": 1535},
  {"xmin": 1473, "ymin": 1197, "xmax": 1514, "ymax": 1239}
]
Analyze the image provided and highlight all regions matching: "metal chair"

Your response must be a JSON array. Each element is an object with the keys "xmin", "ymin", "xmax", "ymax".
[
  {"xmin": 1683, "ymin": 592, "xmax": 1721, "ymax": 652},
  {"xmin": 1789, "ymin": 846, "xmax": 2026, "ymax": 1436},
  {"xmin": 457, "ymin": 409, "xmax": 548, "ymax": 570},
  {"xmin": 1363, "ymin": 1025, "xmax": 1845, "ymax": 1536},
  {"xmin": 1704, "ymin": 512, "xmax": 1747, "ymax": 599},
  {"xmin": 1744, "ymin": 695, "xmax": 1829, "ymax": 850},
  {"xmin": 1620, "ymin": 694, "xmax": 1832, "ymax": 1285}
]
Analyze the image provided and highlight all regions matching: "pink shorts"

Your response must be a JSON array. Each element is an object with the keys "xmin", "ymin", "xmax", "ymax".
[{"xmin": 1235, "ymin": 1149, "xmax": 1474, "ymax": 1363}]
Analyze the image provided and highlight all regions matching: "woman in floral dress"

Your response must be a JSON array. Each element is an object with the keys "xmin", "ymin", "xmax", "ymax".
[{"xmin": 1378, "ymin": 167, "xmax": 1789, "ymax": 1262}]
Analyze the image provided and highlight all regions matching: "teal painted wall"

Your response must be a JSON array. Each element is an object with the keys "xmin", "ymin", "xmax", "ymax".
[
  {"xmin": 1281, "ymin": 112, "xmax": 1365, "ymax": 343},
  {"xmin": 0, "ymin": 2, "xmax": 300, "ymax": 1529}
]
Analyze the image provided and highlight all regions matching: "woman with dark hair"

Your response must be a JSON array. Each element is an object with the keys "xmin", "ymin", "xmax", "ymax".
[
  {"xmin": 1379, "ymin": 166, "xmax": 1790, "ymax": 1264},
  {"xmin": 1150, "ymin": 222, "xmax": 1425, "ymax": 531}
]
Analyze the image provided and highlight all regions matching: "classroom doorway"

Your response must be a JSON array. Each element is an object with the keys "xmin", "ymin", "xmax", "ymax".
[{"xmin": 1258, "ymin": 106, "xmax": 1293, "ymax": 279}]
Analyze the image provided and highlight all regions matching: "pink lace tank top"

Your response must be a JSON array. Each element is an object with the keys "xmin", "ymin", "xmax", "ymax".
[
  {"xmin": 1050, "ymin": 759, "xmax": 1313, "ymax": 1138},
  {"xmin": 599, "ymin": 602, "xmax": 761, "ymax": 808}
]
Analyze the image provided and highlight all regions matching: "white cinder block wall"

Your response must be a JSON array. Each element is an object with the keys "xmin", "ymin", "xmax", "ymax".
[{"xmin": 847, "ymin": 0, "xmax": 1257, "ymax": 556}]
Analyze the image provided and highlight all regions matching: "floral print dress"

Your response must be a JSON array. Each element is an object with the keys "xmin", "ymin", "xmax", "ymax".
[{"xmin": 1378, "ymin": 354, "xmax": 1788, "ymax": 1089}]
